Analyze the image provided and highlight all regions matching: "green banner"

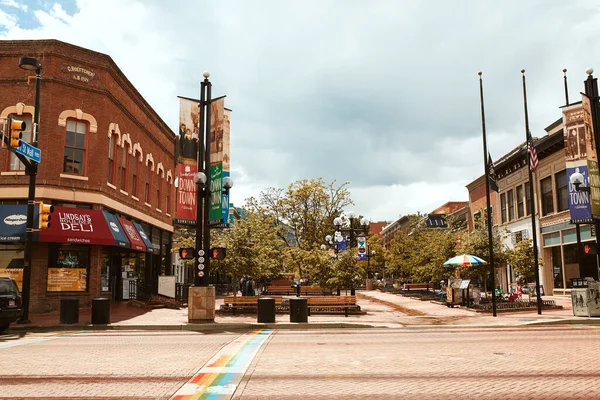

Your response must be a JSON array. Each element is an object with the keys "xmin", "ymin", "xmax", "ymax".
[
  {"xmin": 589, "ymin": 159, "xmax": 600, "ymax": 216},
  {"xmin": 209, "ymin": 163, "xmax": 223, "ymax": 225}
]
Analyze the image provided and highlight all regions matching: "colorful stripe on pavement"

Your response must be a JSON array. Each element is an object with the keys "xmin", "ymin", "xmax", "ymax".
[
  {"xmin": 171, "ymin": 329, "xmax": 272, "ymax": 400},
  {"xmin": 0, "ymin": 330, "xmax": 87, "ymax": 350}
]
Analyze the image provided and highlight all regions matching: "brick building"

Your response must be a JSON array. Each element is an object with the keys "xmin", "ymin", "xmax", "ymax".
[{"xmin": 0, "ymin": 40, "xmax": 176, "ymax": 312}]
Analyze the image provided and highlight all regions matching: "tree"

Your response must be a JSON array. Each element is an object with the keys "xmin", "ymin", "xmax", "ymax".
[
  {"xmin": 210, "ymin": 208, "xmax": 284, "ymax": 291},
  {"xmin": 506, "ymin": 238, "xmax": 543, "ymax": 282},
  {"xmin": 461, "ymin": 225, "xmax": 509, "ymax": 287},
  {"xmin": 258, "ymin": 178, "xmax": 353, "ymax": 276},
  {"xmin": 326, "ymin": 250, "xmax": 364, "ymax": 293}
]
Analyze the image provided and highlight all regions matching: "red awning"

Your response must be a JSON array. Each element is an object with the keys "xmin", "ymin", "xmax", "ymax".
[
  {"xmin": 40, "ymin": 207, "xmax": 118, "ymax": 246},
  {"xmin": 117, "ymin": 217, "xmax": 147, "ymax": 252}
]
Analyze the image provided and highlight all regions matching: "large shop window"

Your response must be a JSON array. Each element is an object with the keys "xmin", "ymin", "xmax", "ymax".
[
  {"xmin": 7, "ymin": 114, "xmax": 32, "ymax": 172},
  {"xmin": 555, "ymin": 170, "xmax": 569, "ymax": 212},
  {"xmin": 517, "ymin": 185, "xmax": 524, "ymax": 218},
  {"xmin": 552, "ymin": 246, "xmax": 563, "ymax": 289},
  {"xmin": 0, "ymin": 244, "xmax": 24, "ymax": 291},
  {"xmin": 540, "ymin": 176, "xmax": 554, "ymax": 216},
  {"xmin": 507, "ymin": 189, "xmax": 515, "ymax": 221},
  {"xmin": 64, "ymin": 120, "xmax": 87, "ymax": 175},
  {"xmin": 47, "ymin": 244, "xmax": 90, "ymax": 292}
]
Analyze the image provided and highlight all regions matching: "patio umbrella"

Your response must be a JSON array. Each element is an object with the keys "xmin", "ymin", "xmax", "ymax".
[{"xmin": 443, "ymin": 254, "xmax": 487, "ymax": 268}]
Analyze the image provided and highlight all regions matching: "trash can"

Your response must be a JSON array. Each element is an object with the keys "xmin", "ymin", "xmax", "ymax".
[
  {"xmin": 91, "ymin": 297, "xmax": 111, "ymax": 324},
  {"xmin": 257, "ymin": 297, "xmax": 276, "ymax": 323},
  {"xmin": 289, "ymin": 297, "xmax": 308, "ymax": 323},
  {"xmin": 60, "ymin": 298, "xmax": 79, "ymax": 324}
]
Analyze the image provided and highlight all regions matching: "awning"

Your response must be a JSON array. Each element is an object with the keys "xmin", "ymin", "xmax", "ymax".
[
  {"xmin": 102, "ymin": 211, "xmax": 130, "ymax": 248},
  {"xmin": 40, "ymin": 206, "xmax": 127, "ymax": 247},
  {"xmin": 117, "ymin": 217, "xmax": 147, "ymax": 252},
  {"xmin": 0, "ymin": 205, "xmax": 28, "ymax": 242},
  {"xmin": 133, "ymin": 221, "xmax": 153, "ymax": 253}
]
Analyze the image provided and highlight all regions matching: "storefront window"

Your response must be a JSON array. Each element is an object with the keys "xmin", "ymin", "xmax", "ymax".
[
  {"xmin": 101, "ymin": 252, "xmax": 110, "ymax": 292},
  {"xmin": 552, "ymin": 246, "xmax": 563, "ymax": 288},
  {"xmin": 563, "ymin": 244, "xmax": 579, "ymax": 288},
  {"xmin": 47, "ymin": 244, "xmax": 90, "ymax": 292},
  {"xmin": 0, "ymin": 244, "xmax": 24, "ymax": 291},
  {"xmin": 543, "ymin": 232, "xmax": 560, "ymax": 247},
  {"xmin": 541, "ymin": 176, "xmax": 554, "ymax": 216}
]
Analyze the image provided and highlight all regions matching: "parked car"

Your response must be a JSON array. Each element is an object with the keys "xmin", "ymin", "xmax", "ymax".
[{"xmin": 0, "ymin": 278, "xmax": 23, "ymax": 333}]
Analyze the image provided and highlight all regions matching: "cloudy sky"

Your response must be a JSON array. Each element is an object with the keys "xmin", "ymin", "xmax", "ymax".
[{"xmin": 1, "ymin": 0, "xmax": 599, "ymax": 222}]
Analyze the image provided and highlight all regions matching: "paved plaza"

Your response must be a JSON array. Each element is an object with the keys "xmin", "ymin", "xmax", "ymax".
[{"xmin": 1, "ymin": 326, "xmax": 600, "ymax": 399}]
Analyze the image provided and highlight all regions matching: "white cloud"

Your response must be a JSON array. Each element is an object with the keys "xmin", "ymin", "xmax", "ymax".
[
  {"xmin": 3, "ymin": 0, "xmax": 600, "ymax": 222},
  {"xmin": 0, "ymin": 0, "xmax": 27, "ymax": 12}
]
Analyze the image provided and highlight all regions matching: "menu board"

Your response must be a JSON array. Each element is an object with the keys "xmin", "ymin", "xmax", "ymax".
[{"xmin": 47, "ymin": 268, "xmax": 87, "ymax": 292}]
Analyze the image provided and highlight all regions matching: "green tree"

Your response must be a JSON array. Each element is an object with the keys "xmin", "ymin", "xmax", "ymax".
[
  {"xmin": 258, "ymin": 178, "xmax": 353, "ymax": 276},
  {"xmin": 506, "ymin": 238, "xmax": 543, "ymax": 282},
  {"xmin": 461, "ymin": 225, "xmax": 509, "ymax": 287},
  {"xmin": 326, "ymin": 250, "xmax": 364, "ymax": 293}
]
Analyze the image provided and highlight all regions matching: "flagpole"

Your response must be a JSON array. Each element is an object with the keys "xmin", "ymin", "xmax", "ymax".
[
  {"xmin": 522, "ymin": 69, "xmax": 542, "ymax": 315},
  {"xmin": 478, "ymin": 72, "xmax": 497, "ymax": 317}
]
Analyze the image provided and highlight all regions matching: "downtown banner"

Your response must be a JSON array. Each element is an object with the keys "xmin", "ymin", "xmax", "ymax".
[
  {"xmin": 357, "ymin": 235, "xmax": 367, "ymax": 261},
  {"xmin": 174, "ymin": 163, "xmax": 198, "ymax": 225},
  {"xmin": 562, "ymin": 93, "xmax": 600, "ymax": 223},
  {"xmin": 175, "ymin": 97, "xmax": 200, "ymax": 225},
  {"xmin": 208, "ymin": 97, "xmax": 230, "ymax": 226}
]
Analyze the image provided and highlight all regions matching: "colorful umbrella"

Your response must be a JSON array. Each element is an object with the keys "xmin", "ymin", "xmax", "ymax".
[{"xmin": 443, "ymin": 254, "xmax": 487, "ymax": 268}]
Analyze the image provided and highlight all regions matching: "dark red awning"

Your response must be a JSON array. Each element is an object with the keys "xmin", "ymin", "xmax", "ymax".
[
  {"xmin": 40, "ymin": 207, "xmax": 118, "ymax": 246},
  {"xmin": 117, "ymin": 217, "xmax": 147, "ymax": 252}
]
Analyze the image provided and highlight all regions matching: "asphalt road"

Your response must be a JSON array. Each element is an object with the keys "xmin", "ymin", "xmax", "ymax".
[{"xmin": 1, "ymin": 326, "xmax": 599, "ymax": 399}]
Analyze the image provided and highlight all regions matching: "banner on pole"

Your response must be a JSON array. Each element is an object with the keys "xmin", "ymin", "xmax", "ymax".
[
  {"xmin": 357, "ymin": 235, "xmax": 367, "ymax": 260},
  {"xmin": 563, "ymin": 94, "xmax": 600, "ymax": 223},
  {"xmin": 178, "ymin": 97, "xmax": 199, "ymax": 161},
  {"xmin": 174, "ymin": 163, "xmax": 197, "ymax": 225}
]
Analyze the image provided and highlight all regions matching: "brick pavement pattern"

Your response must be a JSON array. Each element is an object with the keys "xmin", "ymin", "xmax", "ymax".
[
  {"xmin": 0, "ymin": 331, "xmax": 236, "ymax": 399},
  {"xmin": 234, "ymin": 327, "xmax": 600, "ymax": 400}
]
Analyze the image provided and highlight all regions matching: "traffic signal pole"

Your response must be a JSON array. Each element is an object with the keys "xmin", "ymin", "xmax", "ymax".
[{"xmin": 19, "ymin": 65, "xmax": 41, "ymax": 324}]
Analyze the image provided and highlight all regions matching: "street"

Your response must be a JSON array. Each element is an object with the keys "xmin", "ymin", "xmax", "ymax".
[{"xmin": 1, "ymin": 326, "xmax": 599, "ymax": 399}]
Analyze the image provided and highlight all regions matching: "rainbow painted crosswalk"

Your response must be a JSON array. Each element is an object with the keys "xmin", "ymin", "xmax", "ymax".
[{"xmin": 171, "ymin": 329, "xmax": 272, "ymax": 400}]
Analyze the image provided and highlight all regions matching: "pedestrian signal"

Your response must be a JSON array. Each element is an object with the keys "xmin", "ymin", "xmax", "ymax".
[
  {"xmin": 211, "ymin": 247, "xmax": 226, "ymax": 260},
  {"xmin": 179, "ymin": 247, "xmax": 195, "ymax": 260},
  {"xmin": 583, "ymin": 243, "xmax": 597, "ymax": 255},
  {"xmin": 38, "ymin": 202, "xmax": 54, "ymax": 230}
]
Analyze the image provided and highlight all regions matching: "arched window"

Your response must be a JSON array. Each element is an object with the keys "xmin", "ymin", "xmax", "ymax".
[
  {"xmin": 6, "ymin": 113, "xmax": 32, "ymax": 171},
  {"xmin": 107, "ymin": 134, "xmax": 118, "ymax": 184},
  {"xmin": 132, "ymin": 156, "xmax": 138, "ymax": 197},
  {"xmin": 156, "ymin": 173, "xmax": 162, "ymax": 210},
  {"xmin": 64, "ymin": 119, "xmax": 88, "ymax": 175},
  {"xmin": 145, "ymin": 162, "xmax": 152, "ymax": 204},
  {"xmin": 120, "ymin": 142, "xmax": 130, "ymax": 191}
]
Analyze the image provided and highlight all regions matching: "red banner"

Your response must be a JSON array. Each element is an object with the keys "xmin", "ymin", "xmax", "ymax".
[{"xmin": 176, "ymin": 163, "xmax": 197, "ymax": 225}]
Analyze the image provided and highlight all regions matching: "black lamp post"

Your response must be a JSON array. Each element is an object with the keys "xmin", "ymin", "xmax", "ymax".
[
  {"xmin": 327, "ymin": 211, "xmax": 370, "ymax": 296},
  {"xmin": 17, "ymin": 56, "xmax": 41, "ymax": 324},
  {"xmin": 366, "ymin": 249, "xmax": 376, "ymax": 279}
]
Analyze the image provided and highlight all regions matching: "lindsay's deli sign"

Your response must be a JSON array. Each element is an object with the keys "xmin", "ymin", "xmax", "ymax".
[{"xmin": 40, "ymin": 207, "xmax": 118, "ymax": 246}]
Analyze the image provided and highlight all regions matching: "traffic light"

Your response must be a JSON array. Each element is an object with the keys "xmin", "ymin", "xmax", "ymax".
[
  {"xmin": 38, "ymin": 202, "xmax": 54, "ymax": 230},
  {"xmin": 8, "ymin": 117, "xmax": 25, "ymax": 148},
  {"xmin": 583, "ymin": 243, "xmax": 597, "ymax": 255},
  {"xmin": 211, "ymin": 247, "xmax": 226, "ymax": 260},
  {"xmin": 179, "ymin": 247, "xmax": 195, "ymax": 260}
]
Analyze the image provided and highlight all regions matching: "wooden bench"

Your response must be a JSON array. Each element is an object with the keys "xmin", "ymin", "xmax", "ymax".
[
  {"xmin": 221, "ymin": 296, "xmax": 283, "ymax": 315},
  {"xmin": 307, "ymin": 296, "xmax": 358, "ymax": 317},
  {"xmin": 405, "ymin": 283, "xmax": 433, "ymax": 292},
  {"xmin": 264, "ymin": 286, "xmax": 332, "ymax": 296}
]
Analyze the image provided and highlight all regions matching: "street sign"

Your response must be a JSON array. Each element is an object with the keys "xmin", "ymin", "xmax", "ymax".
[
  {"xmin": 198, "ymin": 265, "xmax": 204, "ymax": 270},
  {"xmin": 15, "ymin": 141, "xmax": 41, "ymax": 163},
  {"xmin": 198, "ymin": 257, "xmax": 205, "ymax": 263},
  {"xmin": 198, "ymin": 249, "xmax": 205, "ymax": 257},
  {"xmin": 198, "ymin": 271, "xmax": 204, "ymax": 277}
]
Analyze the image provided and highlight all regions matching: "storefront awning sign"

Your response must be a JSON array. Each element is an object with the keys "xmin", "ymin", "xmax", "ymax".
[
  {"xmin": 40, "ymin": 206, "xmax": 123, "ymax": 246},
  {"xmin": 0, "ymin": 205, "xmax": 30, "ymax": 242},
  {"xmin": 133, "ymin": 221, "xmax": 153, "ymax": 253},
  {"xmin": 102, "ymin": 211, "xmax": 130, "ymax": 248},
  {"xmin": 117, "ymin": 217, "xmax": 147, "ymax": 252}
]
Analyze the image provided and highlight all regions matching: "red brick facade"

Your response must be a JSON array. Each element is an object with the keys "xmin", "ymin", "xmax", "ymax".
[{"xmin": 0, "ymin": 40, "xmax": 176, "ymax": 312}]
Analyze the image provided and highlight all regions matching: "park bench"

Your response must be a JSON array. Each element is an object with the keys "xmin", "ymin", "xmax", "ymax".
[
  {"xmin": 221, "ymin": 296, "xmax": 283, "ymax": 315},
  {"xmin": 307, "ymin": 295, "xmax": 359, "ymax": 317},
  {"xmin": 405, "ymin": 283, "xmax": 433, "ymax": 291},
  {"xmin": 264, "ymin": 286, "xmax": 332, "ymax": 296}
]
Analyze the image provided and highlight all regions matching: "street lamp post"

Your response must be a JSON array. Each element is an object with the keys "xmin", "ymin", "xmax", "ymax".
[
  {"xmin": 17, "ymin": 56, "xmax": 42, "ymax": 324},
  {"xmin": 325, "ymin": 211, "xmax": 369, "ymax": 296}
]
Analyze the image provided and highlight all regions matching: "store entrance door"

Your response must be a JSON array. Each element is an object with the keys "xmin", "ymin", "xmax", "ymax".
[{"xmin": 110, "ymin": 254, "xmax": 122, "ymax": 301}]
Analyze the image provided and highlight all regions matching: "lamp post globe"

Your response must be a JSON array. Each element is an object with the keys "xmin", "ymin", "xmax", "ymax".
[
  {"xmin": 223, "ymin": 176, "xmax": 234, "ymax": 190},
  {"xmin": 193, "ymin": 171, "xmax": 207, "ymax": 185}
]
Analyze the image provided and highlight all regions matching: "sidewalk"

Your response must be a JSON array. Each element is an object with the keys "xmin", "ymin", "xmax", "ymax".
[{"xmin": 7, "ymin": 290, "xmax": 598, "ymax": 332}]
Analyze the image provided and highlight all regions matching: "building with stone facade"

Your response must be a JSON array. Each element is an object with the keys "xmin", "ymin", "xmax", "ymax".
[{"xmin": 0, "ymin": 40, "xmax": 176, "ymax": 312}]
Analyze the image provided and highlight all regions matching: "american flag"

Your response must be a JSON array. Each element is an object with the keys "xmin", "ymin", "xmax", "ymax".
[{"xmin": 527, "ymin": 131, "xmax": 539, "ymax": 171}]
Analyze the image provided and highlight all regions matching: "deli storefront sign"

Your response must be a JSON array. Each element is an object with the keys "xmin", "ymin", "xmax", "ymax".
[{"xmin": 40, "ymin": 207, "xmax": 121, "ymax": 246}]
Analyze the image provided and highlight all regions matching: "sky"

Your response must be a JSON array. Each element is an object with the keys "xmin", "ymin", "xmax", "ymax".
[{"xmin": 1, "ymin": 0, "xmax": 599, "ymax": 223}]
